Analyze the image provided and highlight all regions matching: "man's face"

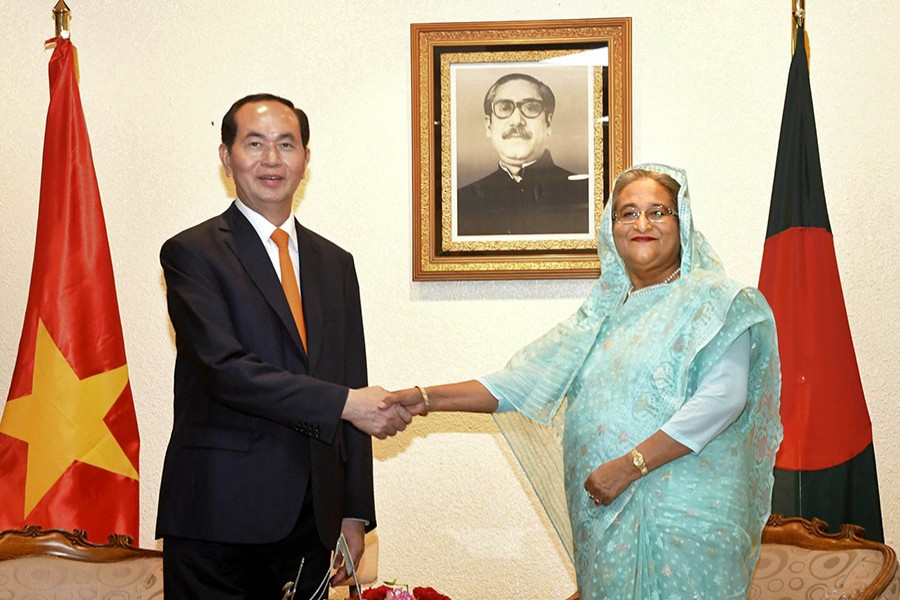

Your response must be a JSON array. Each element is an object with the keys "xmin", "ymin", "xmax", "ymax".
[
  {"xmin": 219, "ymin": 101, "xmax": 309, "ymax": 223},
  {"xmin": 484, "ymin": 79, "xmax": 551, "ymax": 168}
]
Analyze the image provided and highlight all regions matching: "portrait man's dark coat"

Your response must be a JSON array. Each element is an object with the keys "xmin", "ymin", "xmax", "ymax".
[{"xmin": 457, "ymin": 150, "xmax": 589, "ymax": 235}]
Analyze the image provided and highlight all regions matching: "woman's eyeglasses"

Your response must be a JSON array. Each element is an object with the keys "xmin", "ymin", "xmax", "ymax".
[{"xmin": 612, "ymin": 206, "xmax": 679, "ymax": 225}]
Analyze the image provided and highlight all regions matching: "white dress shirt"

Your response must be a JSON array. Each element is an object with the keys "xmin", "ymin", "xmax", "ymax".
[{"xmin": 234, "ymin": 199, "xmax": 300, "ymax": 292}]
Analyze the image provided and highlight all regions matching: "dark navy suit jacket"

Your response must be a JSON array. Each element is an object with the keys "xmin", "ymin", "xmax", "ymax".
[
  {"xmin": 457, "ymin": 150, "xmax": 590, "ymax": 235},
  {"xmin": 155, "ymin": 203, "xmax": 374, "ymax": 548}
]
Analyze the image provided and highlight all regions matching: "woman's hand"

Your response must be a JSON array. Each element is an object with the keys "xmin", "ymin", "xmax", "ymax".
[
  {"xmin": 379, "ymin": 381, "xmax": 499, "ymax": 414},
  {"xmin": 584, "ymin": 433, "xmax": 692, "ymax": 506},
  {"xmin": 584, "ymin": 454, "xmax": 641, "ymax": 506},
  {"xmin": 383, "ymin": 387, "xmax": 429, "ymax": 417}
]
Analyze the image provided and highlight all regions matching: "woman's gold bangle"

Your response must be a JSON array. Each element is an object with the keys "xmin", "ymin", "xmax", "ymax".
[{"xmin": 415, "ymin": 385, "xmax": 431, "ymax": 416}]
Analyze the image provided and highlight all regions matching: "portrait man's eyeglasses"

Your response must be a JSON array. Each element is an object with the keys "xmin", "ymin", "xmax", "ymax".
[
  {"xmin": 612, "ymin": 206, "xmax": 679, "ymax": 225},
  {"xmin": 491, "ymin": 99, "xmax": 545, "ymax": 119}
]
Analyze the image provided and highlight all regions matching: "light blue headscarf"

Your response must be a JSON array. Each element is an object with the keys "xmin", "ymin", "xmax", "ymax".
[
  {"xmin": 487, "ymin": 164, "xmax": 736, "ymax": 423},
  {"xmin": 487, "ymin": 164, "xmax": 782, "ymax": 597}
]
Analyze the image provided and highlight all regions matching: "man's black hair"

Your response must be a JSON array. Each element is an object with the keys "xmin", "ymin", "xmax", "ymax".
[{"xmin": 221, "ymin": 93, "xmax": 309, "ymax": 149}]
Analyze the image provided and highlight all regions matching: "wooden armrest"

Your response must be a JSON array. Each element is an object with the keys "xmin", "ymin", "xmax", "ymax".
[
  {"xmin": 0, "ymin": 525, "xmax": 161, "ymax": 563},
  {"xmin": 761, "ymin": 514, "xmax": 897, "ymax": 600}
]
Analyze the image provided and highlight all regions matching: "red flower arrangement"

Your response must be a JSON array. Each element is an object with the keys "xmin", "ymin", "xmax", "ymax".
[{"xmin": 358, "ymin": 583, "xmax": 451, "ymax": 600}]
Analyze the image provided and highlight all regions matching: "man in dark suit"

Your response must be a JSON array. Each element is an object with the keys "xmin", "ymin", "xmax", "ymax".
[
  {"xmin": 156, "ymin": 93, "xmax": 409, "ymax": 599},
  {"xmin": 457, "ymin": 73, "xmax": 590, "ymax": 236}
]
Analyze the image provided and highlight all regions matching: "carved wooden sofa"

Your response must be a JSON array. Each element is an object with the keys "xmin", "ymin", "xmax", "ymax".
[
  {"xmin": 565, "ymin": 514, "xmax": 899, "ymax": 600},
  {"xmin": 0, "ymin": 525, "xmax": 163, "ymax": 597},
  {"xmin": 749, "ymin": 514, "xmax": 899, "ymax": 599}
]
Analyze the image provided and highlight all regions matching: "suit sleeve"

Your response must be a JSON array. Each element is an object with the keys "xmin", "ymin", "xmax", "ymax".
[
  {"xmin": 339, "ymin": 257, "xmax": 376, "ymax": 526},
  {"xmin": 161, "ymin": 234, "xmax": 348, "ymax": 443}
]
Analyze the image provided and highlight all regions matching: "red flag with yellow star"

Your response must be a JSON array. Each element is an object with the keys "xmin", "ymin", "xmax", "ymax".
[{"xmin": 0, "ymin": 38, "xmax": 140, "ymax": 542}]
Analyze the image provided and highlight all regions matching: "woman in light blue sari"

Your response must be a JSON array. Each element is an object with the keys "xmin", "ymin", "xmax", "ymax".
[{"xmin": 389, "ymin": 164, "xmax": 782, "ymax": 599}]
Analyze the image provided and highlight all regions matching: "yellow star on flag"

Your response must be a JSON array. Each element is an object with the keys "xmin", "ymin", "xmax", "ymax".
[{"xmin": 0, "ymin": 318, "xmax": 138, "ymax": 517}]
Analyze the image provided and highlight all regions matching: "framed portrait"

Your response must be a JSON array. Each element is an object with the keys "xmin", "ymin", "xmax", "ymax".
[{"xmin": 411, "ymin": 18, "xmax": 632, "ymax": 281}]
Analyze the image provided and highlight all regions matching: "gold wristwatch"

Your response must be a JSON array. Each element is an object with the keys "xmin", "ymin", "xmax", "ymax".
[{"xmin": 630, "ymin": 448, "xmax": 649, "ymax": 477}]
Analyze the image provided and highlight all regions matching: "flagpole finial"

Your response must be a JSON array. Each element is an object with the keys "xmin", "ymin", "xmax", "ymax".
[
  {"xmin": 53, "ymin": 0, "xmax": 71, "ymax": 40},
  {"xmin": 792, "ymin": 0, "xmax": 806, "ymax": 30},
  {"xmin": 791, "ymin": 0, "xmax": 806, "ymax": 55}
]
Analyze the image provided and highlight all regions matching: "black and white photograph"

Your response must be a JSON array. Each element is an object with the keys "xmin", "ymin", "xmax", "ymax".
[
  {"xmin": 411, "ymin": 18, "xmax": 632, "ymax": 280},
  {"xmin": 452, "ymin": 65, "xmax": 593, "ymax": 239}
]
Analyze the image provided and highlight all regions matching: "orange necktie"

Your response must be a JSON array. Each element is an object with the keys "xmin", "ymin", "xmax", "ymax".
[{"xmin": 270, "ymin": 228, "xmax": 307, "ymax": 350}]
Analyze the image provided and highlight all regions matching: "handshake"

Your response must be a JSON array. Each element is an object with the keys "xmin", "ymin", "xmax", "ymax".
[{"xmin": 341, "ymin": 386, "xmax": 430, "ymax": 439}]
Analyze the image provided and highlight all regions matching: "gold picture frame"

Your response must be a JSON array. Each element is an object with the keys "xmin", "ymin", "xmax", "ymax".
[{"xmin": 411, "ymin": 18, "xmax": 632, "ymax": 281}]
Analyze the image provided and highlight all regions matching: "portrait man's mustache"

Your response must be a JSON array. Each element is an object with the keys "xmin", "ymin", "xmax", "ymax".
[{"xmin": 502, "ymin": 125, "xmax": 532, "ymax": 139}]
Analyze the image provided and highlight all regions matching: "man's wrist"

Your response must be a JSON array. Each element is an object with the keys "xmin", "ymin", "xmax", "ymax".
[{"xmin": 341, "ymin": 388, "xmax": 356, "ymax": 420}]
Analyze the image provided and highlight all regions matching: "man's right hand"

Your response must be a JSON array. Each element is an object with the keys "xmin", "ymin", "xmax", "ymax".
[{"xmin": 343, "ymin": 386, "xmax": 412, "ymax": 439}]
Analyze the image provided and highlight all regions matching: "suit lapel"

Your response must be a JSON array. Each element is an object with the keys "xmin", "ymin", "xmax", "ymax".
[
  {"xmin": 296, "ymin": 219, "xmax": 324, "ymax": 374},
  {"xmin": 221, "ymin": 204, "xmax": 308, "ymax": 362}
]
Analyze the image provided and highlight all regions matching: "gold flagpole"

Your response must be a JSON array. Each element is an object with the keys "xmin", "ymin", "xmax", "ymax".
[
  {"xmin": 51, "ymin": 1, "xmax": 78, "ymax": 83},
  {"xmin": 53, "ymin": 0, "xmax": 71, "ymax": 39},
  {"xmin": 791, "ymin": 0, "xmax": 810, "ymax": 65},
  {"xmin": 793, "ymin": 0, "xmax": 806, "ymax": 30}
]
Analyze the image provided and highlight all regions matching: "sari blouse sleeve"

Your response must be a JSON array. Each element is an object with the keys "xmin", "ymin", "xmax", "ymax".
[{"xmin": 661, "ymin": 329, "xmax": 750, "ymax": 453}]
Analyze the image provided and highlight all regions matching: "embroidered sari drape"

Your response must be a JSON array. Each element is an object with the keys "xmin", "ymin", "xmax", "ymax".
[{"xmin": 486, "ymin": 164, "xmax": 782, "ymax": 599}]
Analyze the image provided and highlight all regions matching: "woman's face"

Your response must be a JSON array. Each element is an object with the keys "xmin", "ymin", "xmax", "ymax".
[{"xmin": 612, "ymin": 177, "xmax": 681, "ymax": 284}]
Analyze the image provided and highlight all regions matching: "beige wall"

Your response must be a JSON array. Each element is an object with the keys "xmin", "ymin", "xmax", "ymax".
[{"xmin": 1, "ymin": 2, "xmax": 897, "ymax": 598}]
